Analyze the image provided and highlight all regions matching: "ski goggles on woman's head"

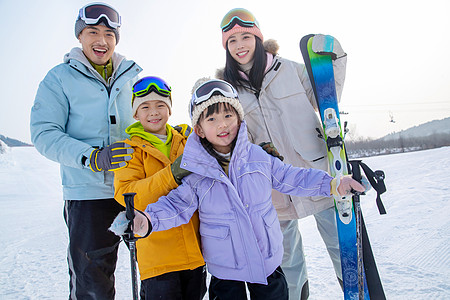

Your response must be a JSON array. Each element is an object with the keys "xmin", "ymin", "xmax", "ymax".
[
  {"xmin": 78, "ymin": 2, "xmax": 121, "ymax": 29},
  {"xmin": 221, "ymin": 8, "xmax": 259, "ymax": 32},
  {"xmin": 190, "ymin": 80, "xmax": 238, "ymax": 118},
  {"xmin": 133, "ymin": 76, "xmax": 171, "ymax": 98}
]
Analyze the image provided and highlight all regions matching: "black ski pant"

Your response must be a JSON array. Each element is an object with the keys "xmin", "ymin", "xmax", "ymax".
[
  {"xmin": 64, "ymin": 199, "xmax": 124, "ymax": 300},
  {"xmin": 208, "ymin": 266, "xmax": 289, "ymax": 300},
  {"xmin": 140, "ymin": 265, "xmax": 207, "ymax": 300}
]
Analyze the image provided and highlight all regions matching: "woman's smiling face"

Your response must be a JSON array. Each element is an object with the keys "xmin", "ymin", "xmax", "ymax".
[{"xmin": 227, "ymin": 32, "xmax": 256, "ymax": 65}]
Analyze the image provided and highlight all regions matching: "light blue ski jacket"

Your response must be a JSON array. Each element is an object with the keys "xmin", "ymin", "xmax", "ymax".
[
  {"xmin": 30, "ymin": 48, "xmax": 142, "ymax": 200},
  {"xmin": 145, "ymin": 121, "xmax": 333, "ymax": 284}
]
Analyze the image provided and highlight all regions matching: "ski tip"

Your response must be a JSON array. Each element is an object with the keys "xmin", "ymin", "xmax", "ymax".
[{"xmin": 300, "ymin": 34, "xmax": 315, "ymax": 48}]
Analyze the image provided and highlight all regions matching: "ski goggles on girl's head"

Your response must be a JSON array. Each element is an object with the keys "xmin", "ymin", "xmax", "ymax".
[
  {"xmin": 221, "ymin": 8, "xmax": 259, "ymax": 32},
  {"xmin": 133, "ymin": 76, "xmax": 172, "ymax": 99},
  {"xmin": 189, "ymin": 80, "xmax": 238, "ymax": 118},
  {"xmin": 78, "ymin": 2, "xmax": 121, "ymax": 29}
]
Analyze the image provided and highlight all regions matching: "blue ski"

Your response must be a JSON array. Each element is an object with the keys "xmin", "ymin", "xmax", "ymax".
[{"xmin": 300, "ymin": 34, "xmax": 370, "ymax": 299}]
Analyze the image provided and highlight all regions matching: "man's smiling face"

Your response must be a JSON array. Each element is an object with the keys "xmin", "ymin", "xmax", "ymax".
[{"xmin": 78, "ymin": 24, "xmax": 116, "ymax": 65}]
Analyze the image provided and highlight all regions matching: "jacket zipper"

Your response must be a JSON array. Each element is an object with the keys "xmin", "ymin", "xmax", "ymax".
[{"xmin": 70, "ymin": 62, "xmax": 137, "ymax": 96}]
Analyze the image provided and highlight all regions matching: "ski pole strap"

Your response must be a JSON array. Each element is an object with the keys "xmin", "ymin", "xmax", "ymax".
[
  {"xmin": 123, "ymin": 192, "xmax": 152, "ymax": 240},
  {"xmin": 135, "ymin": 209, "xmax": 152, "ymax": 239},
  {"xmin": 349, "ymin": 160, "xmax": 387, "ymax": 215},
  {"xmin": 360, "ymin": 162, "xmax": 387, "ymax": 215}
]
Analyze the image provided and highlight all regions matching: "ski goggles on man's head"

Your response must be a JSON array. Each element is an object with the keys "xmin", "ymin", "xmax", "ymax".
[
  {"xmin": 78, "ymin": 2, "xmax": 121, "ymax": 29},
  {"xmin": 133, "ymin": 76, "xmax": 172, "ymax": 99},
  {"xmin": 190, "ymin": 80, "xmax": 238, "ymax": 118},
  {"xmin": 221, "ymin": 8, "xmax": 259, "ymax": 32}
]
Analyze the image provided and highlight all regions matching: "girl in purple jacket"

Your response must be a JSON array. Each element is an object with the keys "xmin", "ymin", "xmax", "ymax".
[{"xmin": 131, "ymin": 79, "xmax": 364, "ymax": 300}]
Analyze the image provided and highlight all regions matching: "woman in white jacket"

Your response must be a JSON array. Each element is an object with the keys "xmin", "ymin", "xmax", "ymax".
[{"xmin": 217, "ymin": 8, "xmax": 348, "ymax": 299}]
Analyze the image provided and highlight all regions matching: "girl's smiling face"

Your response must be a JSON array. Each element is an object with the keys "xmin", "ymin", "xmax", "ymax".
[
  {"xmin": 194, "ymin": 103, "xmax": 240, "ymax": 154},
  {"xmin": 227, "ymin": 32, "xmax": 256, "ymax": 65}
]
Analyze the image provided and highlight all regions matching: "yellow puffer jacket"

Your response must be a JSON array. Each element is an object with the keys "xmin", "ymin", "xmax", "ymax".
[{"xmin": 114, "ymin": 128, "xmax": 204, "ymax": 280}]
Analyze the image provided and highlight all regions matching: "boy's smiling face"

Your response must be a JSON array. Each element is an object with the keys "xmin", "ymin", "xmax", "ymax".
[
  {"xmin": 134, "ymin": 99, "xmax": 170, "ymax": 135},
  {"xmin": 78, "ymin": 24, "xmax": 116, "ymax": 65}
]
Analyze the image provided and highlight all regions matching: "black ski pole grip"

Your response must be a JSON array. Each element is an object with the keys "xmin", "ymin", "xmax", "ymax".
[
  {"xmin": 123, "ymin": 192, "xmax": 139, "ymax": 300},
  {"xmin": 123, "ymin": 193, "xmax": 137, "ymax": 222}
]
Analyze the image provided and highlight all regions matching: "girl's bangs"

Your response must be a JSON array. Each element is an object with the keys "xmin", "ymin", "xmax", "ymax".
[{"xmin": 200, "ymin": 102, "xmax": 236, "ymax": 120}]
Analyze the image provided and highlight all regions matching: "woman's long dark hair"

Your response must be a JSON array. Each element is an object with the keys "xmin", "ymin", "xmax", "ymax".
[
  {"xmin": 223, "ymin": 36, "xmax": 267, "ymax": 92},
  {"xmin": 197, "ymin": 102, "xmax": 240, "ymax": 167}
]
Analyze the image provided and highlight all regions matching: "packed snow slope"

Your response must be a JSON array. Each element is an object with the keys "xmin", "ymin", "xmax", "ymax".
[{"xmin": 0, "ymin": 146, "xmax": 449, "ymax": 299}]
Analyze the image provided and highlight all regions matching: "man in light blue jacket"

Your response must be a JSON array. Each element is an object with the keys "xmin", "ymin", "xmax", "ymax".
[{"xmin": 30, "ymin": 3, "xmax": 142, "ymax": 299}]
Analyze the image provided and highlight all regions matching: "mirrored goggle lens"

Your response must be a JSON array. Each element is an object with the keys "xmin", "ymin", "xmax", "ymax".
[
  {"xmin": 194, "ymin": 81, "xmax": 237, "ymax": 104},
  {"xmin": 190, "ymin": 80, "xmax": 238, "ymax": 117},
  {"xmin": 221, "ymin": 8, "xmax": 257, "ymax": 31},
  {"xmin": 80, "ymin": 4, "xmax": 121, "ymax": 27},
  {"xmin": 133, "ymin": 77, "xmax": 171, "ymax": 97}
]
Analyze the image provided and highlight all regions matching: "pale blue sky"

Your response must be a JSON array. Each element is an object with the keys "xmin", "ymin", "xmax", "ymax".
[{"xmin": 1, "ymin": 0, "xmax": 449, "ymax": 143}]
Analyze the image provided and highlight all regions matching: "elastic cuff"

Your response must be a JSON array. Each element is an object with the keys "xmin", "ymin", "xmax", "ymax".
[
  {"xmin": 81, "ymin": 148, "xmax": 95, "ymax": 168},
  {"xmin": 330, "ymin": 175, "xmax": 341, "ymax": 197},
  {"xmin": 330, "ymin": 177, "xmax": 341, "ymax": 196},
  {"xmin": 330, "ymin": 178, "xmax": 337, "ymax": 196}
]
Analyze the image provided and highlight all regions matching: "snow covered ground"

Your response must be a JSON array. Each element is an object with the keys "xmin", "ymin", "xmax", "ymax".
[{"xmin": 0, "ymin": 145, "xmax": 449, "ymax": 299}]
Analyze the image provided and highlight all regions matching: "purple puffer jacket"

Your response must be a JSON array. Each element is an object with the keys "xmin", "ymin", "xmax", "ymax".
[{"xmin": 145, "ymin": 121, "xmax": 332, "ymax": 284}]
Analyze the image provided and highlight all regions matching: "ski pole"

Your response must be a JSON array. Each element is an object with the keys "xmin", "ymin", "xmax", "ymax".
[
  {"xmin": 353, "ymin": 193, "xmax": 364, "ymax": 299},
  {"xmin": 349, "ymin": 161, "xmax": 365, "ymax": 299},
  {"xmin": 350, "ymin": 160, "xmax": 387, "ymax": 299},
  {"xmin": 123, "ymin": 192, "xmax": 139, "ymax": 300}
]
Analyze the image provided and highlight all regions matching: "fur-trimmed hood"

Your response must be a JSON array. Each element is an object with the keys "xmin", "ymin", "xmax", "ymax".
[
  {"xmin": 215, "ymin": 39, "xmax": 280, "ymax": 80},
  {"xmin": 263, "ymin": 39, "xmax": 279, "ymax": 56}
]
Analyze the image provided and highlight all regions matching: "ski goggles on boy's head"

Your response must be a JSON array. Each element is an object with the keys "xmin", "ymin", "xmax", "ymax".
[
  {"xmin": 221, "ymin": 8, "xmax": 259, "ymax": 32},
  {"xmin": 78, "ymin": 2, "xmax": 121, "ymax": 29},
  {"xmin": 133, "ymin": 76, "xmax": 172, "ymax": 99},
  {"xmin": 189, "ymin": 80, "xmax": 238, "ymax": 118}
]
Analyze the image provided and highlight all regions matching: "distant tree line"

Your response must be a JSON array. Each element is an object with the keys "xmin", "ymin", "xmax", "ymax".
[
  {"xmin": 345, "ymin": 132, "xmax": 450, "ymax": 158},
  {"xmin": 1, "ymin": 131, "xmax": 449, "ymax": 159}
]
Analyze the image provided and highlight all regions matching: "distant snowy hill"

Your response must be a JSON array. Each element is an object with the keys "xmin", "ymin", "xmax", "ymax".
[
  {"xmin": 0, "ymin": 134, "xmax": 32, "ymax": 147},
  {"xmin": 381, "ymin": 117, "xmax": 450, "ymax": 141},
  {"xmin": 345, "ymin": 117, "xmax": 450, "ymax": 158}
]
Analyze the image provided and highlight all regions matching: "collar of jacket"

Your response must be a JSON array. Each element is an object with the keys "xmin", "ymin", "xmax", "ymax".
[
  {"xmin": 126, "ymin": 121, "xmax": 173, "ymax": 158},
  {"xmin": 238, "ymin": 52, "xmax": 274, "ymax": 81},
  {"xmin": 181, "ymin": 121, "xmax": 250, "ymax": 179},
  {"xmin": 237, "ymin": 55, "xmax": 281, "ymax": 95},
  {"xmin": 64, "ymin": 47, "xmax": 136, "ymax": 84},
  {"xmin": 260, "ymin": 55, "xmax": 281, "ymax": 89},
  {"xmin": 215, "ymin": 54, "xmax": 282, "ymax": 94},
  {"xmin": 88, "ymin": 58, "xmax": 113, "ymax": 81},
  {"xmin": 126, "ymin": 125, "xmax": 185, "ymax": 164}
]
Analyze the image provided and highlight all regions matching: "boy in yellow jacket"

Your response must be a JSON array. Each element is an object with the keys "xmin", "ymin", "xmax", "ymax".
[{"xmin": 114, "ymin": 76, "xmax": 206, "ymax": 299}]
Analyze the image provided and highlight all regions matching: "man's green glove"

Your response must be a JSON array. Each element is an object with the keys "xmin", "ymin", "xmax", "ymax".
[
  {"xmin": 170, "ymin": 155, "xmax": 192, "ymax": 185},
  {"xmin": 173, "ymin": 124, "xmax": 192, "ymax": 138},
  {"xmin": 89, "ymin": 142, "xmax": 134, "ymax": 172},
  {"xmin": 259, "ymin": 142, "xmax": 284, "ymax": 161}
]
